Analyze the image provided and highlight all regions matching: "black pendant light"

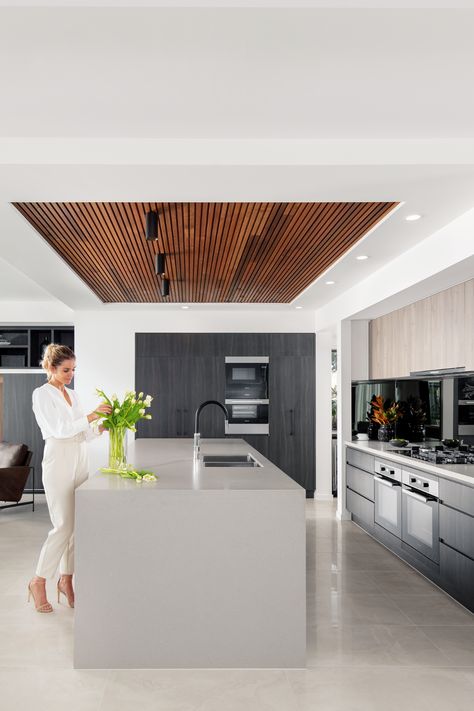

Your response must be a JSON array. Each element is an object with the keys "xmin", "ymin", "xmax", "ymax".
[
  {"xmin": 155, "ymin": 253, "xmax": 165, "ymax": 276},
  {"xmin": 146, "ymin": 211, "xmax": 158, "ymax": 241},
  {"xmin": 161, "ymin": 278, "xmax": 170, "ymax": 298}
]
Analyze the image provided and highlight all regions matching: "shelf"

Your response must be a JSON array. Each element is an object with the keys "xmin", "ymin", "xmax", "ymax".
[{"xmin": 0, "ymin": 325, "xmax": 74, "ymax": 369}]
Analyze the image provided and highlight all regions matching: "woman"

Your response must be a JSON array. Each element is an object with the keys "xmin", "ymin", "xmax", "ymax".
[{"xmin": 28, "ymin": 344, "xmax": 112, "ymax": 613}]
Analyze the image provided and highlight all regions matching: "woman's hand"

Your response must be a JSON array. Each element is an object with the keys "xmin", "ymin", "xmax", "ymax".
[
  {"xmin": 87, "ymin": 403, "xmax": 112, "ymax": 423},
  {"xmin": 98, "ymin": 424, "xmax": 107, "ymax": 434}
]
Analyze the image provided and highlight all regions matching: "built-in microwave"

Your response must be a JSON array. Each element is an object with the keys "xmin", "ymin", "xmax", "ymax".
[
  {"xmin": 225, "ymin": 356, "xmax": 269, "ymax": 400},
  {"xmin": 225, "ymin": 400, "xmax": 269, "ymax": 435}
]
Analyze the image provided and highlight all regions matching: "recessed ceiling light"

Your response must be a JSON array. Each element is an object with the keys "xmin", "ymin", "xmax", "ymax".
[
  {"xmin": 405, "ymin": 214, "xmax": 422, "ymax": 221},
  {"xmin": 181, "ymin": 305, "xmax": 190, "ymax": 310},
  {"xmin": 295, "ymin": 306, "xmax": 303, "ymax": 310},
  {"xmin": 356, "ymin": 255, "xmax": 369, "ymax": 261},
  {"xmin": 325, "ymin": 280, "xmax": 335, "ymax": 285}
]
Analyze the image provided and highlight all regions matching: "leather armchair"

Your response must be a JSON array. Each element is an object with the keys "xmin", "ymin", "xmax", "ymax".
[{"xmin": 0, "ymin": 442, "xmax": 35, "ymax": 511}]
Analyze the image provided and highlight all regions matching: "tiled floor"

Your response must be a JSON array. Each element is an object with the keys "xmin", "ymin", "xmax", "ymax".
[{"xmin": 1, "ymin": 497, "xmax": 473, "ymax": 710}]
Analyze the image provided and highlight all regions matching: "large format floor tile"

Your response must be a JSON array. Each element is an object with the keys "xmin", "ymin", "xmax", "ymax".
[{"xmin": 1, "ymin": 498, "xmax": 473, "ymax": 711}]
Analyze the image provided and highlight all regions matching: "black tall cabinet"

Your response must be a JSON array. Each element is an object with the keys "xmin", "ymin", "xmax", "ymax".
[{"xmin": 135, "ymin": 332, "xmax": 316, "ymax": 496}]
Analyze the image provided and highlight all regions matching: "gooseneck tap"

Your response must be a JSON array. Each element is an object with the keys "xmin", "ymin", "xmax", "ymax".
[{"xmin": 194, "ymin": 400, "xmax": 229, "ymax": 459}]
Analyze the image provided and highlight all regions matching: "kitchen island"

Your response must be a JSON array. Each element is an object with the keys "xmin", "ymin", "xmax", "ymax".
[{"xmin": 74, "ymin": 438, "xmax": 306, "ymax": 669}]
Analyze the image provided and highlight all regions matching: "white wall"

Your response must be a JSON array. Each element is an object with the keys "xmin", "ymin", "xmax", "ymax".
[
  {"xmin": 74, "ymin": 308, "xmax": 316, "ymax": 475},
  {"xmin": 0, "ymin": 300, "xmax": 73, "ymax": 324}
]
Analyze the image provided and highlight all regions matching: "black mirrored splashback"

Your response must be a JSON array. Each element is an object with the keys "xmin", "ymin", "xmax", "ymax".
[{"xmin": 352, "ymin": 378, "xmax": 442, "ymax": 441}]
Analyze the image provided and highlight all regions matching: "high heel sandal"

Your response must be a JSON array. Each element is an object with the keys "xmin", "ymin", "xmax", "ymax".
[
  {"xmin": 57, "ymin": 577, "xmax": 75, "ymax": 608},
  {"xmin": 27, "ymin": 580, "xmax": 53, "ymax": 613}
]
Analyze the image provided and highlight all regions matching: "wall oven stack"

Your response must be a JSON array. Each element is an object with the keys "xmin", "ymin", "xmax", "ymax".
[{"xmin": 224, "ymin": 356, "xmax": 269, "ymax": 435}]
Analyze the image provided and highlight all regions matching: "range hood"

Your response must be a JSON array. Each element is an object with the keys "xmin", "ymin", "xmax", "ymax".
[{"xmin": 409, "ymin": 366, "xmax": 474, "ymax": 378}]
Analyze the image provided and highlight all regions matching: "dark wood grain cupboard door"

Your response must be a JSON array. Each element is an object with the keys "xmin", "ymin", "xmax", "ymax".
[
  {"xmin": 268, "ymin": 356, "xmax": 315, "ymax": 494},
  {"xmin": 181, "ymin": 358, "xmax": 226, "ymax": 438},
  {"xmin": 136, "ymin": 357, "xmax": 185, "ymax": 437},
  {"xmin": 3, "ymin": 373, "xmax": 46, "ymax": 490}
]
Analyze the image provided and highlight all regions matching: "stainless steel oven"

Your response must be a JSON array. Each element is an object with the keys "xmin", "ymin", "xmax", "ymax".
[
  {"xmin": 225, "ymin": 357, "xmax": 269, "ymax": 400},
  {"xmin": 457, "ymin": 377, "xmax": 474, "ymax": 435},
  {"xmin": 224, "ymin": 400, "xmax": 269, "ymax": 435},
  {"xmin": 401, "ymin": 469, "xmax": 439, "ymax": 564},
  {"xmin": 374, "ymin": 460, "xmax": 402, "ymax": 538}
]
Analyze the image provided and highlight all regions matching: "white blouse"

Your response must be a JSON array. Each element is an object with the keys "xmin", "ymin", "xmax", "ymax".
[{"xmin": 32, "ymin": 383, "xmax": 98, "ymax": 441}]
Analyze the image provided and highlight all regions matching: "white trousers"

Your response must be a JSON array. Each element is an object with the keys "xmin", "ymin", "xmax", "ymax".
[{"xmin": 35, "ymin": 433, "xmax": 89, "ymax": 579}]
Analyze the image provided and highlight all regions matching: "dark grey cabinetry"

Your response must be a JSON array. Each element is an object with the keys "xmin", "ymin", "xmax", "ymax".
[
  {"xmin": 345, "ymin": 448, "xmax": 375, "ymax": 530},
  {"xmin": 268, "ymin": 355, "xmax": 315, "ymax": 494},
  {"xmin": 135, "ymin": 333, "xmax": 316, "ymax": 494},
  {"xmin": 2, "ymin": 373, "xmax": 45, "ymax": 491},
  {"xmin": 439, "ymin": 479, "xmax": 474, "ymax": 612},
  {"xmin": 0, "ymin": 326, "xmax": 73, "ymax": 368},
  {"xmin": 135, "ymin": 356, "xmax": 225, "ymax": 438}
]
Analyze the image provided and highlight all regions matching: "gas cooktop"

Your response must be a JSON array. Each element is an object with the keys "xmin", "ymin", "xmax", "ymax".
[{"xmin": 392, "ymin": 445, "xmax": 474, "ymax": 465}]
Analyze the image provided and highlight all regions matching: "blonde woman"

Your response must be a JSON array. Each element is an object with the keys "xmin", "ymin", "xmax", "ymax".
[{"xmin": 28, "ymin": 344, "xmax": 112, "ymax": 613}]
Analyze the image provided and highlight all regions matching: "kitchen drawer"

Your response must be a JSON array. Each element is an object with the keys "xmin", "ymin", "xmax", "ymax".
[
  {"xmin": 440, "ymin": 504, "xmax": 474, "ymax": 560},
  {"xmin": 440, "ymin": 542, "xmax": 474, "ymax": 613},
  {"xmin": 346, "ymin": 488, "xmax": 374, "ymax": 529},
  {"xmin": 374, "ymin": 459, "xmax": 402, "ymax": 482},
  {"xmin": 347, "ymin": 464, "xmax": 374, "ymax": 502},
  {"xmin": 439, "ymin": 478, "xmax": 474, "ymax": 517},
  {"xmin": 346, "ymin": 447, "xmax": 374, "ymax": 474}
]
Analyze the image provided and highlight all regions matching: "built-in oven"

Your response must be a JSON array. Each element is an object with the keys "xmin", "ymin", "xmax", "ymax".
[
  {"xmin": 401, "ymin": 469, "xmax": 439, "ymax": 564},
  {"xmin": 225, "ymin": 357, "xmax": 269, "ymax": 400},
  {"xmin": 224, "ymin": 400, "xmax": 269, "ymax": 435},
  {"xmin": 457, "ymin": 377, "xmax": 474, "ymax": 436},
  {"xmin": 374, "ymin": 460, "xmax": 402, "ymax": 538}
]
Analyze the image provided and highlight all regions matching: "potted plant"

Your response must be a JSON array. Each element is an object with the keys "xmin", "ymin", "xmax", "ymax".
[{"xmin": 368, "ymin": 394, "xmax": 403, "ymax": 442}]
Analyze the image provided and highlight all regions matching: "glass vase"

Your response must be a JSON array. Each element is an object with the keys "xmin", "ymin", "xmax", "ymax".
[
  {"xmin": 377, "ymin": 425, "xmax": 394, "ymax": 442},
  {"xmin": 108, "ymin": 426, "xmax": 128, "ymax": 469}
]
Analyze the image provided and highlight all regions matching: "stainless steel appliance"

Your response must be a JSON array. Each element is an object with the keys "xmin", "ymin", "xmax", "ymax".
[
  {"xmin": 224, "ymin": 400, "xmax": 269, "ymax": 435},
  {"xmin": 224, "ymin": 356, "xmax": 269, "ymax": 434},
  {"xmin": 392, "ymin": 444, "xmax": 474, "ymax": 465},
  {"xmin": 401, "ymin": 469, "xmax": 439, "ymax": 563},
  {"xmin": 225, "ymin": 356, "xmax": 269, "ymax": 400},
  {"xmin": 374, "ymin": 460, "xmax": 402, "ymax": 537},
  {"xmin": 457, "ymin": 377, "xmax": 474, "ymax": 436}
]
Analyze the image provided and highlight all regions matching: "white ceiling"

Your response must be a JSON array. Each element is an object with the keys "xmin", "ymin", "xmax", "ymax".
[{"xmin": 1, "ymin": 3, "xmax": 474, "ymax": 312}]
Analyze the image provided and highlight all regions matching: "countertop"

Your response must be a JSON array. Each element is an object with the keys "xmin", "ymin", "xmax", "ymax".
[
  {"xmin": 81, "ymin": 437, "xmax": 304, "ymax": 492},
  {"xmin": 346, "ymin": 440, "xmax": 474, "ymax": 487}
]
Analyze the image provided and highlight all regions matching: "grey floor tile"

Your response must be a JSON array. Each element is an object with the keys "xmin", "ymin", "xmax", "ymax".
[
  {"xmin": 286, "ymin": 666, "xmax": 474, "ymax": 711},
  {"xmin": 306, "ymin": 624, "xmax": 453, "ymax": 667},
  {"xmin": 420, "ymin": 626, "xmax": 474, "ymax": 665},
  {"xmin": 100, "ymin": 669, "xmax": 299, "ymax": 711},
  {"xmin": 392, "ymin": 593, "xmax": 474, "ymax": 626}
]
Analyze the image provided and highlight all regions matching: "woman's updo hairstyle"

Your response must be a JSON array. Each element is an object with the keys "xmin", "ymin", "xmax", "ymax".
[{"xmin": 41, "ymin": 344, "xmax": 76, "ymax": 381}]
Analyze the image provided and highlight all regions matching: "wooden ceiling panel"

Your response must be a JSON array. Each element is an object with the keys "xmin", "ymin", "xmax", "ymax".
[{"xmin": 12, "ymin": 202, "xmax": 397, "ymax": 303}]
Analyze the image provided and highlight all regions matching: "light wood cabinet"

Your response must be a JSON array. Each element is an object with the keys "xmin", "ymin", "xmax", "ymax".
[{"xmin": 370, "ymin": 279, "xmax": 474, "ymax": 378}]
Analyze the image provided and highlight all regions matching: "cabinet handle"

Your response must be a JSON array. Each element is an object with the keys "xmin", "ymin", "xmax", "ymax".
[
  {"xmin": 176, "ymin": 408, "xmax": 181, "ymax": 436},
  {"xmin": 182, "ymin": 409, "xmax": 188, "ymax": 437},
  {"xmin": 289, "ymin": 409, "xmax": 295, "ymax": 436}
]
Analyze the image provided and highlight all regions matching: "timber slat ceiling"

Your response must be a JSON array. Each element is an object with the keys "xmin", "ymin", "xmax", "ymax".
[{"xmin": 13, "ymin": 202, "xmax": 397, "ymax": 303}]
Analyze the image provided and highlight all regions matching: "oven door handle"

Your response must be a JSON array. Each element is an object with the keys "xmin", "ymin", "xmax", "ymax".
[
  {"xmin": 374, "ymin": 475, "xmax": 397, "ymax": 488},
  {"xmin": 402, "ymin": 487, "xmax": 433, "ymax": 503}
]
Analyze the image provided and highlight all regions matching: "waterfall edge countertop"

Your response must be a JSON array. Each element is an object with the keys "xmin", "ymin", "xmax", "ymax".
[
  {"xmin": 346, "ymin": 440, "xmax": 474, "ymax": 487},
  {"xmin": 82, "ymin": 437, "xmax": 304, "ymax": 492},
  {"xmin": 74, "ymin": 437, "xmax": 306, "ymax": 669}
]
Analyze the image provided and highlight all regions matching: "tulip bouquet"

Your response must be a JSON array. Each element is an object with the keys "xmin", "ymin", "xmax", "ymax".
[{"xmin": 95, "ymin": 388, "xmax": 155, "ymax": 473}]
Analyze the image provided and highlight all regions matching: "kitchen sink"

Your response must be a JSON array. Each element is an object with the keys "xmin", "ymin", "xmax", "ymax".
[{"xmin": 201, "ymin": 454, "xmax": 262, "ymax": 468}]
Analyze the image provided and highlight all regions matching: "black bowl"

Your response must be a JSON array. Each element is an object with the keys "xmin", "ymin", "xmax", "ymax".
[{"xmin": 442, "ymin": 439, "xmax": 460, "ymax": 449}]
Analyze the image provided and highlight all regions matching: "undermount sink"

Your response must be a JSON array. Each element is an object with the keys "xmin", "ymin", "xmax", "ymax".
[{"xmin": 201, "ymin": 454, "xmax": 262, "ymax": 468}]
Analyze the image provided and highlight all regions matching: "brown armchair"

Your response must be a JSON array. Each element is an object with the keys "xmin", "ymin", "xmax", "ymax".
[{"xmin": 0, "ymin": 442, "xmax": 35, "ymax": 511}]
